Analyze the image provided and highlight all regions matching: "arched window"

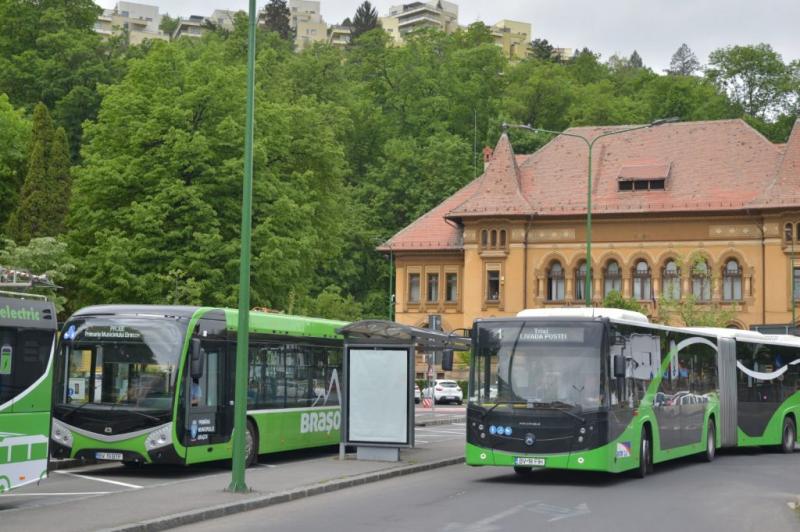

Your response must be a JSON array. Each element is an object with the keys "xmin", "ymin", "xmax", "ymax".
[
  {"xmin": 604, "ymin": 260, "xmax": 621, "ymax": 296},
  {"xmin": 796, "ymin": 223, "xmax": 800, "ymax": 243},
  {"xmin": 575, "ymin": 261, "xmax": 587, "ymax": 301},
  {"xmin": 722, "ymin": 259, "xmax": 742, "ymax": 301},
  {"xmin": 662, "ymin": 260, "xmax": 681, "ymax": 300},
  {"xmin": 547, "ymin": 262, "xmax": 565, "ymax": 301},
  {"xmin": 499, "ymin": 230, "xmax": 506, "ymax": 248},
  {"xmin": 632, "ymin": 261, "xmax": 651, "ymax": 300},
  {"xmin": 490, "ymin": 230, "xmax": 497, "ymax": 247},
  {"xmin": 691, "ymin": 259, "xmax": 711, "ymax": 301},
  {"xmin": 786, "ymin": 223, "xmax": 794, "ymax": 243},
  {"xmin": 481, "ymin": 230, "xmax": 488, "ymax": 248}
]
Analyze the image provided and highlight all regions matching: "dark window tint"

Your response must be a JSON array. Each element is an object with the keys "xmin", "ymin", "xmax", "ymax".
[{"xmin": 0, "ymin": 328, "xmax": 53, "ymax": 405}]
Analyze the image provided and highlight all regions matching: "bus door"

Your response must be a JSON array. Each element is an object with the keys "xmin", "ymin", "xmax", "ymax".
[{"xmin": 184, "ymin": 336, "xmax": 234, "ymax": 448}]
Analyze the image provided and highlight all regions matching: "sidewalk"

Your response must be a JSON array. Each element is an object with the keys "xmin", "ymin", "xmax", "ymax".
[{"xmin": 3, "ymin": 431, "xmax": 465, "ymax": 532}]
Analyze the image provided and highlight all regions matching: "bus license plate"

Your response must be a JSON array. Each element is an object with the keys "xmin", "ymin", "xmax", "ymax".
[
  {"xmin": 514, "ymin": 457, "xmax": 545, "ymax": 466},
  {"xmin": 95, "ymin": 452, "xmax": 124, "ymax": 461}
]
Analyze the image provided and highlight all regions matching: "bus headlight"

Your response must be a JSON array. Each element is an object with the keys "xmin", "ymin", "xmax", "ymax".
[
  {"xmin": 144, "ymin": 423, "xmax": 173, "ymax": 451},
  {"xmin": 51, "ymin": 419, "xmax": 74, "ymax": 448}
]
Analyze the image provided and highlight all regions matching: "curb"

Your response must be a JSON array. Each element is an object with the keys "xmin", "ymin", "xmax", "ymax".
[
  {"xmin": 48, "ymin": 458, "xmax": 96, "ymax": 471},
  {"xmin": 415, "ymin": 415, "xmax": 466, "ymax": 427},
  {"xmin": 104, "ymin": 456, "xmax": 465, "ymax": 532}
]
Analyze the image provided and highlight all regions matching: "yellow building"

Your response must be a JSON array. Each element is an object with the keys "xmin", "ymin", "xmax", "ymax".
[
  {"xmin": 381, "ymin": 1, "xmax": 459, "ymax": 45},
  {"xmin": 381, "ymin": 119, "xmax": 800, "ymax": 355},
  {"xmin": 490, "ymin": 20, "xmax": 531, "ymax": 60}
]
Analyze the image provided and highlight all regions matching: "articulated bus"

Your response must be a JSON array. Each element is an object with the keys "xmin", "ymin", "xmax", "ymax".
[
  {"xmin": 0, "ymin": 293, "xmax": 57, "ymax": 492},
  {"xmin": 466, "ymin": 308, "xmax": 799, "ymax": 477},
  {"xmin": 51, "ymin": 305, "xmax": 346, "ymax": 467}
]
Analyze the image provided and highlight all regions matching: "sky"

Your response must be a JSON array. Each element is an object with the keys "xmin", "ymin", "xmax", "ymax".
[{"xmin": 99, "ymin": 0, "xmax": 800, "ymax": 72}]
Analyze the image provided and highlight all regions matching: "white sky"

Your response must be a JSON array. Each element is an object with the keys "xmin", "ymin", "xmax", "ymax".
[{"xmin": 97, "ymin": 0, "xmax": 800, "ymax": 72}]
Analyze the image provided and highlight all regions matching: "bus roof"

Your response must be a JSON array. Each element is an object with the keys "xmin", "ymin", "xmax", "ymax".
[
  {"xmin": 68, "ymin": 305, "xmax": 348, "ymax": 340},
  {"xmin": 516, "ymin": 307, "xmax": 649, "ymax": 323},
  {"xmin": 0, "ymin": 295, "xmax": 57, "ymax": 330},
  {"xmin": 686, "ymin": 326, "xmax": 800, "ymax": 347}
]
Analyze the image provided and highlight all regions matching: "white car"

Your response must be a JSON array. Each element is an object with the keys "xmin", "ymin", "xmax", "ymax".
[
  {"xmin": 414, "ymin": 384, "xmax": 421, "ymax": 403},
  {"xmin": 423, "ymin": 379, "xmax": 463, "ymax": 404}
]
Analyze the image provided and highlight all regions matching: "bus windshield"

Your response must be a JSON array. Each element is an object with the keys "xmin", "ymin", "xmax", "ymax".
[
  {"xmin": 57, "ymin": 317, "xmax": 185, "ymax": 413},
  {"xmin": 470, "ymin": 321, "xmax": 606, "ymax": 410}
]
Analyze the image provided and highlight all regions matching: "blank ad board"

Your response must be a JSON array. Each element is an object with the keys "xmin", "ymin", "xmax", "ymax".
[{"xmin": 348, "ymin": 348, "xmax": 409, "ymax": 444}]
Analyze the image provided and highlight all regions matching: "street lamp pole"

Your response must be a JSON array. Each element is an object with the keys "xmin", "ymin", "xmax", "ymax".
[
  {"xmin": 228, "ymin": 0, "xmax": 258, "ymax": 494},
  {"xmin": 504, "ymin": 119, "xmax": 679, "ymax": 306}
]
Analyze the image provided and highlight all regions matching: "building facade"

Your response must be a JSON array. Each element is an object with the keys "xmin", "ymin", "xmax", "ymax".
[
  {"xmin": 94, "ymin": 2, "xmax": 169, "ymax": 44},
  {"xmin": 381, "ymin": 1, "xmax": 459, "ymax": 45},
  {"xmin": 381, "ymin": 120, "xmax": 800, "ymax": 360},
  {"xmin": 489, "ymin": 20, "xmax": 531, "ymax": 60}
]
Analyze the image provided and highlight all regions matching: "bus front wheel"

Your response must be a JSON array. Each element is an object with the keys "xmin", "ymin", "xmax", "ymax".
[
  {"xmin": 245, "ymin": 420, "xmax": 259, "ymax": 467},
  {"xmin": 780, "ymin": 417, "xmax": 796, "ymax": 454},
  {"xmin": 633, "ymin": 431, "xmax": 652, "ymax": 478}
]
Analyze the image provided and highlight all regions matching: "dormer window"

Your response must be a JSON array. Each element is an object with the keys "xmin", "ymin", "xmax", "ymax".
[{"xmin": 617, "ymin": 160, "xmax": 670, "ymax": 192}]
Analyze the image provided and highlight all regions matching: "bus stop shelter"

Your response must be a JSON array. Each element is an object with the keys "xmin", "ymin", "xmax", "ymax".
[{"xmin": 337, "ymin": 320, "xmax": 471, "ymax": 461}]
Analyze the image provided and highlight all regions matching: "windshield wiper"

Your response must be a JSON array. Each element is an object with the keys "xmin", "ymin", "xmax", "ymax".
[
  {"xmin": 123, "ymin": 409, "xmax": 162, "ymax": 422},
  {"xmin": 481, "ymin": 400, "xmax": 528, "ymax": 418},
  {"xmin": 542, "ymin": 401, "xmax": 586, "ymax": 423},
  {"xmin": 60, "ymin": 401, "xmax": 94, "ymax": 420}
]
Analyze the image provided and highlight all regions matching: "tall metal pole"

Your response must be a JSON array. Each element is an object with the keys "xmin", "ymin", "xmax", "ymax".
[
  {"xmin": 788, "ymin": 233, "xmax": 797, "ymax": 334},
  {"xmin": 585, "ymin": 143, "xmax": 593, "ymax": 306},
  {"xmin": 228, "ymin": 0, "xmax": 257, "ymax": 494},
  {"xmin": 389, "ymin": 249, "xmax": 394, "ymax": 321}
]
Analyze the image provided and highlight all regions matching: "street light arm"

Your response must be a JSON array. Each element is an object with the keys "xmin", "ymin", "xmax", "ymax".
[{"xmin": 503, "ymin": 123, "xmax": 591, "ymax": 147}]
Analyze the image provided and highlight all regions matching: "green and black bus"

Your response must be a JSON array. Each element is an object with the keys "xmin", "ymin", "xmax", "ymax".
[
  {"xmin": 0, "ymin": 292, "xmax": 57, "ymax": 492},
  {"xmin": 51, "ymin": 305, "xmax": 346, "ymax": 467},
  {"xmin": 466, "ymin": 308, "xmax": 799, "ymax": 477}
]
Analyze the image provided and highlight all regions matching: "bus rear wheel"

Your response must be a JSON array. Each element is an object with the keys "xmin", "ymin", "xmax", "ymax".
[
  {"xmin": 245, "ymin": 420, "xmax": 259, "ymax": 467},
  {"xmin": 701, "ymin": 420, "xmax": 716, "ymax": 462},
  {"xmin": 780, "ymin": 417, "xmax": 796, "ymax": 454}
]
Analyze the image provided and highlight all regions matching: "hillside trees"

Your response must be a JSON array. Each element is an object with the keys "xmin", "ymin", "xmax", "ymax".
[
  {"xmin": 0, "ymin": 95, "xmax": 30, "ymax": 231},
  {"xmin": 6, "ymin": 103, "xmax": 71, "ymax": 242}
]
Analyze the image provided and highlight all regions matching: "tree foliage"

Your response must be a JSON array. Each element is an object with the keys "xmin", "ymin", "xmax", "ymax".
[
  {"xmin": 0, "ymin": 94, "xmax": 30, "ymax": 231},
  {"xmin": 159, "ymin": 14, "xmax": 179, "ymax": 39},
  {"xmin": 6, "ymin": 103, "xmax": 70, "ymax": 242},
  {"xmin": 667, "ymin": 43, "xmax": 700, "ymax": 76},
  {"xmin": 351, "ymin": 1, "xmax": 379, "ymax": 41},
  {"xmin": 262, "ymin": 0, "xmax": 293, "ymax": 41},
  {"xmin": 602, "ymin": 290, "xmax": 645, "ymax": 313},
  {"xmin": 706, "ymin": 43, "xmax": 794, "ymax": 119},
  {"xmin": 530, "ymin": 38, "xmax": 555, "ymax": 62}
]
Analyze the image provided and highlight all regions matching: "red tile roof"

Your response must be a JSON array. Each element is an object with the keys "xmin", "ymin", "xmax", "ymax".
[{"xmin": 381, "ymin": 118, "xmax": 800, "ymax": 251}]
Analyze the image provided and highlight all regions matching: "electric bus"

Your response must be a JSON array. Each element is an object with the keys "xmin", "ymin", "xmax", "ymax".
[
  {"xmin": 51, "ymin": 305, "xmax": 346, "ymax": 467},
  {"xmin": 0, "ymin": 293, "xmax": 57, "ymax": 492},
  {"xmin": 466, "ymin": 308, "xmax": 799, "ymax": 477}
]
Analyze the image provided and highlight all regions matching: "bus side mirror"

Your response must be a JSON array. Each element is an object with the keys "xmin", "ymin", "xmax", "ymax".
[
  {"xmin": 190, "ymin": 339, "xmax": 205, "ymax": 380},
  {"xmin": 613, "ymin": 355, "xmax": 626, "ymax": 378},
  {"xmin": 441, "ymin": 349, "xmax": 454, "ymax": 371}
]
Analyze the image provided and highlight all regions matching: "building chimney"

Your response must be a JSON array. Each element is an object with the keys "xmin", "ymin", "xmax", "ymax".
[{"xmin": 482, "ymin": 146, "xmax": 493, "ymax": 170}]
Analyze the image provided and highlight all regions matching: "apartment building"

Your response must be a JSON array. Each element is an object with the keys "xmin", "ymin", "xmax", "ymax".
[
  {"xmin": 290, "ymin": 0, "xmax": 328, "ymax": 50},
  {"xmin": 327, "ymin": 24, "xmax": 352, "ymax": 48},
  {"xmin": 93, "ymin": 1, "xmax": 169, "ymax": 44},
  {"xmin": 490, "ymin": 19, "xmax": 531, "ymax": 60},
  {"xmin": 381, "ymin": 1, "xmax": 459, "ymax": 44},
  {"xmin": 172, "ymin": 15, "xmax": 206, "ymax": 39}
]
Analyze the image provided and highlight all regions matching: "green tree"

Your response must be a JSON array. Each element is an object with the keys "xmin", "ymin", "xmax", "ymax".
[
  {"xmin": 0, "ymin": 0, "xmax": 126, "ymax": 159},
  {"xmin": 0, "ymin": 94, "xmax": 30, "ymax": 231},
  {"xmin": 262, "ymin": 0, "xmax": 293, "ymax": 41},
  {"xmin": 629, "ymin": 50, "xmax": 644, "ymax": 69},
  {"xmin": 351, "ymin": 1, "xmax": 380, "ymax": 41},
  {"xmin": 530, "ymin": 38, "xmax": 555, "ymax": 61},
  {"xmin": 7, "ymin": 103, "xmax": 70, "ymax": 242},
  {"xmin": 706, "ymin": 43, "xmax": 793, "ymax": 119},
  {"xmin": 159, "ymin": 14, "xmax": 180, "ymax": 39},
  {"xmin": 667, "ymin": 43, "xmax": 700, "ymax": 76},
  {"xmin": 602, "ymin": 290, "xmax": 644, "ymax": 313},
  {"xmin": 656, "ymin": 295, "xmax": 737, "ymax": 327}
]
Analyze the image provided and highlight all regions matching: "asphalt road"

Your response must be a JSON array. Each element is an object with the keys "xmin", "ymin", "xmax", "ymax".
[
  {"xmin": 0, "ymin": 410, "xmax": 465, "ymax": 515},
  {"xmin": 175, "ymin": 447, "xmax": 800, "ymax": 532}
]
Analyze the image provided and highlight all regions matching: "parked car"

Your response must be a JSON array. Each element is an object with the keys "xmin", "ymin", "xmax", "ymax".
[
  {"xmin": 414, "ymin": 383, "xmax": 421, "ymax": 403},
  {"xmin": 423, "ymin": 379, "xmax": 463, "ymax": 405}
]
